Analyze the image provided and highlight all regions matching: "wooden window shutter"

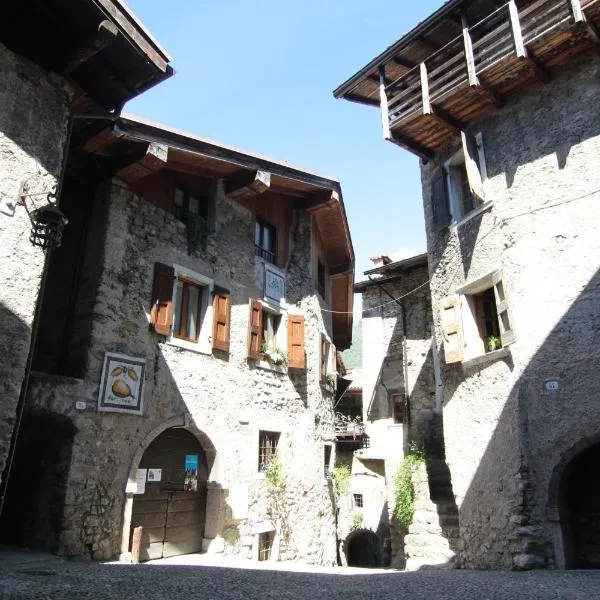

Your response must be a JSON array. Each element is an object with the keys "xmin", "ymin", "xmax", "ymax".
[
  {"xmin": 440, "ymin": 294, "xmax": 463, "ymax": 364},
  {"xmin": 461, "ymin": 130, "xmax": 485, "ymax": 200},
  {"xmin": 431, "ymin": 169, "xmax": 451, "ymax": 230},
  {"xmin": 492, "ymin": 272, "xmax": 516, "ymax": 346},
  {"xmin": 212, "ymin": 288, "xmax": 231, "ymax": 352},
  {"xmin": 330, "ymin": 344, "xmax": 337, "ymax": 373},
  {"xmin": 151, "ymin": 263, "xmax": 174, "ymax": 336},
  {"xmin": 247, "ymin": 299, "xmax": 263, "ymax": 359},
  {"xmin": 287, "ymin": 315, "xmax": 305, "ymax": 369}
]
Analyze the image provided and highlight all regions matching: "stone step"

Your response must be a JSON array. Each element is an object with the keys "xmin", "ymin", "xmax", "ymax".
[
  {"xmin": 412, "ymin": 511, "xmax": 459, "ymax": 529},
  {"xmin": 405, "ymin": 556, "xmax": 456, "ymax": 571}
]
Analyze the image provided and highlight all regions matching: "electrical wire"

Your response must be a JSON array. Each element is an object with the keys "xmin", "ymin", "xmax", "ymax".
[{"xmin": 320, "ymin": 279, "xmax": 431, "ymax": 315}]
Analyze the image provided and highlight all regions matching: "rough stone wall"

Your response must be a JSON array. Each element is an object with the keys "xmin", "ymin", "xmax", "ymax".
[
  {"xmin": 28, "ymin": 178, "xmax": 338, "ymax": 564},
  {"xmin": 421, "ymin": 53, "xmax": 600, "ymax": 569},
  {"xmin": 0, "ymin": 42, "xmax": 70, "ymax": 487},
  {"xmin": 355, "ymin": 263, "xmax": 435, "ymax": 567}
]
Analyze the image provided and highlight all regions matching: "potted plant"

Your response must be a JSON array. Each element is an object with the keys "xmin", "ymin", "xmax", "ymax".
[
  {"xmin": 487, "ymin": 335, "xmax": 501, "ymax": 352},
  {"xmin": 260, "ymin": 342, "xmax": 287, "ymax": 366}
]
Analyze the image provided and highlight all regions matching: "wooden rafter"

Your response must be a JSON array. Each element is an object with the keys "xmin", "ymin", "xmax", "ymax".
[
  {"xmin": 117, "ymin": 142, "xmax": 168, "ymax": 182},
  {"xmin": 386, "ymin": 131, "xmax": 434, "ymax": 160},
  {"xmin": 225, "ymin": 170, "xmax": 271, "ymax": 200},
  {"xmin": 64, "ymin": 20, "xmax": 119, "ymax": 74},
  {"xmin": 392, "ymin": 56, "xmax": 417, "ymax": 69}
]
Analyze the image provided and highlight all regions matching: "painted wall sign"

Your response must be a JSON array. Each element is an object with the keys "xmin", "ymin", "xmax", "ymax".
[
  {"xmin": 184, "ymin": 454, "xmax": 199, "ymax": 491},
  {"xmin": 264, "ymin": 265, "xmax": 285, "ymax": 304},
  {"xmin": 545, "ymin": 379, "xmax": 560, "ymax": 392},
  {"xmin": 97, "ymin": 352, "xmax": 146, "ymax": 415},
  {"xmin": 147, "ymin": 469, "xmax": 162, "ymax": 482}
]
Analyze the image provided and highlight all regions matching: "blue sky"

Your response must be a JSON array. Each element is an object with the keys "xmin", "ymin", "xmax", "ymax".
[{"xmin": 124, "ymin": 0, "xmax": 444, "ymax": 288}]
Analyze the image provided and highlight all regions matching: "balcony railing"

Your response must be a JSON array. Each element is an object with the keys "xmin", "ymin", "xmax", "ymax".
[{"xmin": 380, "ymin": 0, "xmax": 600, "ymax": 156}]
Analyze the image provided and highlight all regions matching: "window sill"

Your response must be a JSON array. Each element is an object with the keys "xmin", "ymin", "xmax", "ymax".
[
  {"xmin": 256, "ymin": 359, "xmax": 287, "ymax": 375},
  {"xmin": 461, "ymin": 346, "xmax": 510, "ymax": 371},
  {"xmin": 449, "ymin": 200, "xmax": 493, "ymax": 230},
  {"xmin": 166, "ymin": 337, "xmax": 211, "ymax": 356}
]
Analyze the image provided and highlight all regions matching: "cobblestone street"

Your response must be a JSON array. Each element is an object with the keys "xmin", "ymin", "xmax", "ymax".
[{"xmin": 2, "ymin": 550, "xmax": 600, "ymax": 600}]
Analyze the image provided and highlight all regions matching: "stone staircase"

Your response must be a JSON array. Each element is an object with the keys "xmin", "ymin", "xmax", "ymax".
[{"xmin": 404, "ymin": 459, "xmax": 460, "ymax": 571}]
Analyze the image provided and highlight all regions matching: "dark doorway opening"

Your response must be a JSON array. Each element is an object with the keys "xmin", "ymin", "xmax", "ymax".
[
  {"xmin": 563, "ymin": 443, "xmax": 600, "ymax": 568},
  {"xmin": 0, "ymin": 411, "xmax": 76, "ymax": 552},
  {"xmin": 346, "ymin": 529, "xmax": 383, "ymax": 568}
]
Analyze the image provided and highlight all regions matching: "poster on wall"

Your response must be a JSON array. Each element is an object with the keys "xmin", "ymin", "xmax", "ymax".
[
  {"xmin": 147, "ymin": 469, "xmax": 162, "ymax": 482},
  {"xmin": 184, "ymin": 454, "xmax": 199, "ymax": 491},
  {"xmin": 97, "ymin": 352, "xmax": 146, "ymax": 415}
]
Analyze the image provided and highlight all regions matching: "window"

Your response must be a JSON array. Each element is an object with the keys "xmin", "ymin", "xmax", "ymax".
[
  {"xmin": 258, "ymin": 430, "xmax": 280, "ymax": 472},
  {"xmin": 324, "ymin": 445, "xmax": 332, "ymax": 478},
  {"xmin": 150, "ymin": 263, "xmax": 219, "ymax": 354},
  {"xmin": 258, "ymin": 531, "xmax": 275, "ymax": 561},
  {"xmin": 431, "ymin": 131, "xmax": 487, "ymax": 229},
  {"xmin": 247, "ymin": 300, "xmax": 306, "ymax": 368},
  {"xmin": 353, "ymin": 493, "xmax": 364, "ymax": 508},
  {"xmin": 174, "ymin": 187, "xmax": 208, "ymax": 221},
  {"xmin": 173, "ymin": 277, "xmax": 204, "ymax": 342},
  {"xmin": 441, "ymin": 271, "xmax": 515, "ymax": 364},
  {"xmin": 391, "ymin": 393, "xmax": 408, "ymax": 424},
  {"xmin": 317, "ymin": 260, "xmax": 326, "ymax": 299},
  {"xmin": 255, "ymin": 218, "xmax": 277, "ymax": 264}
]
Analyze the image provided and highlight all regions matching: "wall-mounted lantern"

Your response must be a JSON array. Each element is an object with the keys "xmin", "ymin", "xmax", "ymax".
[{"xmin": 28, "ymin": 202, "xmax": 69, "ymax": 249}]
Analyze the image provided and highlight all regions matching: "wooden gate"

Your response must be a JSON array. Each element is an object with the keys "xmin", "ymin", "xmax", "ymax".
[{"xmin": 131, "ymin": 428, "xmax": 208, "ymax": 561}]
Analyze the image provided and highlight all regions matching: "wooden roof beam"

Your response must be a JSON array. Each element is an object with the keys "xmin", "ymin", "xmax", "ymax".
[
  {"xmin": 225, "ymin": 170, "xmax": 271, "ymax": 201},
  {"xmin": 387, "ymin": 131, "xmax": 434, "ymax": 161},
  {"xmin": 64, "ymin": 20, "xmax": 119, "ymax": 74},
  {"xmin": 392, "ymin": 56, "xmax": 417, "ymax": 69},
  {"xmin": 117, "ymin": 142, "xmax": 168, "ymax": 182}
]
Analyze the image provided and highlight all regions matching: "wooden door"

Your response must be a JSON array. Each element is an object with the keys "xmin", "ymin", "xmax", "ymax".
[{"xmin": 131, "ymin": 428, "xmax": 208, "ymax": 561}]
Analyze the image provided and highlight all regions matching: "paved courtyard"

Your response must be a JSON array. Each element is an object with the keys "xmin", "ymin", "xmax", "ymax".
[{"xmin": 1, "ymin": 549, "xmax": 600, "ymax": 600}]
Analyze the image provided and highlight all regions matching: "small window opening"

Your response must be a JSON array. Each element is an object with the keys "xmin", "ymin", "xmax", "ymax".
[
  {"xmin": 471, "ymin": 287, "xmax": 500, "ymax": 352},
  {"xmin": 258, "ymin": 531, "xmax": 275, "ymax": 561},
  {"xmin": 258, "ymin": 431, "xmax": 280, "ymax": 472},
  {"xmin": 392, "ymin": 393, "xmax": 408, "ymax": 424},
  {"xmin": 174, "ymin": 187, "xmax": 208, "ymax": 221},
  {"xmin": 353, "ymin": 493, "xmax": 364, "ymax": 508}
]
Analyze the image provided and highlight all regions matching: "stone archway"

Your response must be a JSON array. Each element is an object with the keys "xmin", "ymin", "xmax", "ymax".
[
  {"xmin": 120, "ymin": 416, "xmax": 220, "ymax": 561},
  {"xmin": 548, "ymin": 435, "xmax": 600, "ymax": 569},
  {"xmin": 345, "ymin": 529, "xmax": 383, "ymax": 568}
]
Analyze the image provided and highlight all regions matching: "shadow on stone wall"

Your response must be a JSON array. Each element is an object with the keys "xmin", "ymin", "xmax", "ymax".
[{"xmin": 443, "ymin": 267, "xmax": 600, "ymax": 569}]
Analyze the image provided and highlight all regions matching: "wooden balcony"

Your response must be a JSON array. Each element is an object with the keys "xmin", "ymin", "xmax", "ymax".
[{"xmin": 336, "ymin": 0, "xmax": 600, "ymax": 159}]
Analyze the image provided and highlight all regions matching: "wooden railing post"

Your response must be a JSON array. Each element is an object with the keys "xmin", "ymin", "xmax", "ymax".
[
  {"xmin": 420, "ymin": 62, "xmax": 431, "ymax": 116},
  {"xmin": 569, "ymin": 0, "xmax": 585, "ymax": 22},
  {"xmin": 378, "ymin": 65, "xmax": 391, "ymax": 139},
  {"xmin": 462, "ymin": 15, "xmax": 479, "ymax": 87},
  {"xmin": 508, "ymin": 0, "xmax": 527, "ymax": 58}
]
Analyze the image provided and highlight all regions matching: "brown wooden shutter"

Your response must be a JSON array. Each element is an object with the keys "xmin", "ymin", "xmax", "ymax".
[
  {"xmin": 431, "ymin": 169, "xmax": 451, "ymax": 230},
  {"xmin": 151, "ymin": 263, "xmax": 174, "ymax": 336},
  {"xmin": 247, "ymin": 299, "xmax": 263, "ymax": 359},
  {"xmin": 492, "ymin": 272, "xmax": 516, "ymax": 347},
  {"xmin": 461, "ymin": 130, "xmax": 485, "ymax": 200},
  {"xmin": 440, "ymin": 294, "xmax": 463, "ymax": 364},
  {"xmin": 212, "ymin": 289, "xmax": 231, "ymax": 352},
  {"xmin": 287, "ymin": 315, "xmax": 305, "ymax": 369}
]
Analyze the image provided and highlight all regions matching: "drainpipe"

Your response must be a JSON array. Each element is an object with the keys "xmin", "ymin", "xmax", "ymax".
[{"xmin": 0, "ymin": 111, "xmax": 121, "ymax": 518}]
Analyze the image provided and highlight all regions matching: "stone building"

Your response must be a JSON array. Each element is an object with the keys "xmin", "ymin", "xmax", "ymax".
[
  {"xmin": 0, "ymin": 3, "xmax": 355, "ymax": 565},
  {"xmin": 335, "ymin": 0, "xmax": 600, "ymax": 570},
  {"xmin": 335, "ymin": 254, "xmax": 442, "ymax": 570},
  {"xmin": 0, "ymin": 0, "xmax": 172, "ymax": 523}
]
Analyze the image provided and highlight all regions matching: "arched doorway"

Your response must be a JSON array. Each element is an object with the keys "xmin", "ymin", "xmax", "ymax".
[
  {"xmin": 345, "ymin": 529, "xmax": 383, "ymax": 568},
  {"xmin": 130, "ymin": 427, "xmax": 208, "ymax": 561},
  {"xmin": 561, "ymin": 443, "xmax": 600, "ymax": 568}
]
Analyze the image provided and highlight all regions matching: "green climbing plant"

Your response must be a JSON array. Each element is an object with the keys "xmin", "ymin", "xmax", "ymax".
[
  {"xmin": 393, "ymin": 442, "xmax": 426, "ymax": 527},
  {"xmin": 351, "ymin": 511, "xmax": 363, "ymax": 530},
  {"xmin": 332, "ymin": 465, "xmax": 351, "ymax": 501}
]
